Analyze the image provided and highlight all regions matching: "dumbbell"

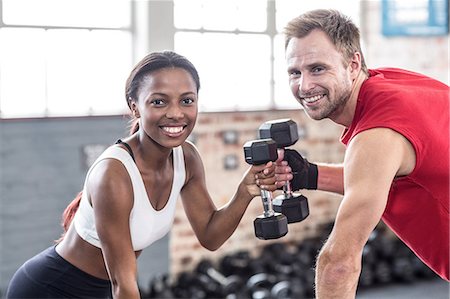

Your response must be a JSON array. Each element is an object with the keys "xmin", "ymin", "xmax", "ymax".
[
  {"xmin": 172, "ymin": 271, "xmax": 207, "ymax": 299},
  {"xmin": 243, "ymin": 139, "xmax": 288, "ymax": 240},
  {"xmin": 195, "ymin": 259, "xmax": 243, "ymax": 298},
  {"xmin": 270, "ymin": 277, "xmax": 306, "ymax": 299},
  {"xmin": 258, "ymin": 119, "xmax": 309, "ymax": 223},
  {"xmin": 146, "ymin": 274, "xmax": 174, "ymax": 298},
  {"xmin": 246, "ymin": 272, "xmax": 278, "ymax": 299}
]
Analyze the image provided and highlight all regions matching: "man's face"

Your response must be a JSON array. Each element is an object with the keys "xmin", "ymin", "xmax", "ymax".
[{"xmin": 285, "ymin": 29, "xmax": 354, "ymax": 121}]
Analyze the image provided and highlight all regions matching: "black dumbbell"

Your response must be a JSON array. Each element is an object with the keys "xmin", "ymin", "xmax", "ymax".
[
  {"xmin": 246, "ymin": 272, "xmax": 278, "ymax": 299},
  {"xmin": 243, "ymin": 139, "xmax": 288, "ymax": 240},
  {"xmin": 259, "ymin": 119, "xmax": 309, "ymax": 223},
  {"xmin": 270, "ymin": 277, "xmax": 306, "ymax": 299},
  {"xmin": 195, "ymin": 259, "xmax": 244, "ymax": 298},
  {"xmin": 145, "ymin": 273, "xmax": 174, "ymax": 298},
  {"xmin": 172, "ymin": 271, "xmax": 207, "ymax": 299}
]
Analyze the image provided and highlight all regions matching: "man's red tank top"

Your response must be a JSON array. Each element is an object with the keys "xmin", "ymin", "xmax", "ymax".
[{"xmin": 341, "ymin": 68, "xmax": 449, "ymax": 281}]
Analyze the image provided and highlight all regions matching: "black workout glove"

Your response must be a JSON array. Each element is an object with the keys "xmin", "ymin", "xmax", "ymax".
[{"xmin": 284, "ymin": 149, "xmax": 318, "ymax": 191}]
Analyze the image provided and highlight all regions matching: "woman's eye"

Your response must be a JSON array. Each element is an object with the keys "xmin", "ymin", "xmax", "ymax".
[
  {"xmin": 150, "ymin": 99, "xmax": 165, "ymax": 106},
  {"xmin": 182, "ymin": 98, "xmax": 195, "ymax": 105}
]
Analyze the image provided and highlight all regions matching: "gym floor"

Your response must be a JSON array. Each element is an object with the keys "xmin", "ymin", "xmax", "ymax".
[{"xmin": 357, "ymin": 278, "xmax": 449, "ymax": 299}]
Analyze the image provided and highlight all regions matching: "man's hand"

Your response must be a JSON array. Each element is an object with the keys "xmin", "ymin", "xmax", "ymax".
[{"xmin": 283, "ymin": 149, "xmax": 318, "ymax": 190}]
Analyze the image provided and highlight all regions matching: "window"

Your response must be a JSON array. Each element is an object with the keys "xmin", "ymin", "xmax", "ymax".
[
  {"xmin": 0, "ymin": 0, "xmax": 133, "ymax": 118},
  {"xmin": 174, "ymin": 0, "xmax": 361, "ymax": 112},
  {"xmin": 174, "ymin": 0, "xmax": 272, "ymax": 112}
]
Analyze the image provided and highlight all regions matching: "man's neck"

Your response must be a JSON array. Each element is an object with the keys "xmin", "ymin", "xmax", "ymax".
[{"xmin": 334, "ymin": 70, "xmax": 368, "ymax": 127}]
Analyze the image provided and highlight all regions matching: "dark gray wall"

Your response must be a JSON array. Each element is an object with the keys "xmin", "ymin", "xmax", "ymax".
[{"xmin": 0, "ymin": 116, "xmax": 170, "ymax": 295}]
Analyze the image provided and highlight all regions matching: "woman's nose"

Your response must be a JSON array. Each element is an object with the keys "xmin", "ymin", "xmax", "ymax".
[{"xmin": 166, "ymin": 104, "xmax": 184, "ymax": 119}]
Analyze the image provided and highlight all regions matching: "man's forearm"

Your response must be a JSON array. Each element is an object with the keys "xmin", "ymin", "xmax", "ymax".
[
  {"xmin": 317, "ymin": 163, "xmax": 344, "ymax": 195},
  {"xmin": 315, "ymin": 250, "xmax": 361, "ymax": 299}
]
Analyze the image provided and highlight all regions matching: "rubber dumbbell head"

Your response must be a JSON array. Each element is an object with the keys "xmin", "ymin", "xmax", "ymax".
[
  {"xmin": 254, "ymin": 214, "xmax": 288, "ymax": 240},
  {"xmin": 258, "ymin": 119, "xmax": 299, "ymax": 148},
  {"xmin": 272, "ymin": 194, "xmax": 309, "ymax": 223},
  {"xmin": 243, "ymin": 138, "xmax": 278, "ymax": 165}
]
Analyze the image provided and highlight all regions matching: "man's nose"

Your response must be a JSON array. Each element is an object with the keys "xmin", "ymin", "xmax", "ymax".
[{"xmin": 299, "ymin": 74, "xmax": 315, "ymax": 95}]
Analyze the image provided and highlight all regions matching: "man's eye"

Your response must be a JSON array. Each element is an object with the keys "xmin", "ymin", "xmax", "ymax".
[
  {"xmin": 312, "ymin": 66, "xmax": 325, "ymax": 73},
  {"xmin": 289, "ymin": 71, "xmax": 301, "ymax": 77}
]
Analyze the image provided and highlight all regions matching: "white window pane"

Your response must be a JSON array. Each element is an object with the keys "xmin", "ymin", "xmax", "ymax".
[
  {"xmin": 174, "ymin": 0, "xmax": 203, "ymax": 29},
  {"xmin": 2, "ymin": 0, "xmax": 130, "ymax": 28},
  {"xmin": 87, "ymin": 30, "xmax": 132, "ymax": 115},
  {"xmin": 175, "ymin": 32, "xmax": 271, "ymax": 111},
  {"xmin": 0, "ymin": 28, "xmax": 47, "ymax": 118},
  {"xmin": 276, "ymin": 0, "xmax": 360, "ymax": 32},
  {"xmin": 274, "ymin": 34, "xmax": 298, "ymax": 109},
  {"xmin": 45, "ymin": 30, "xmax": 93, "ymax": 116},
  {"xmin": 174, "ymin": 0, "xmax": 267, "ymax": 32},
  {"xmin": 202, "ymin": 0, "xmax": 239, "ymax": 30},
  {"xmin": 236, "ymin": 0, "xmax": 267, "ymax": 32},
  {"xmin": 45, "ymin": 29, "xmax": 131, "ymax": 116}
]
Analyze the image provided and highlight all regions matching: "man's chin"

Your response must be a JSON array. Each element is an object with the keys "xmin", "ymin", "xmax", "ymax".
[{"xmin": 304, "ymin": 109, "xmax": 327, "ymax": 121}]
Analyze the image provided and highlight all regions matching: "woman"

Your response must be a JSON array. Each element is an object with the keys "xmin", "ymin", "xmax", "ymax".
[{"xmin": 6, "ymin": 51, "xmax": 289, "ymax": 298}]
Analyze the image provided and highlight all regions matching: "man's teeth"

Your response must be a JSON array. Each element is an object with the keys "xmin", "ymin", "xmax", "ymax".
[
  {"xmin": 303, "ymin": 95, "xmax": 323, "ymax": 103},
  {"xmin": 163, "ymin": 126, "xmax": 183, "ymax": 133}
]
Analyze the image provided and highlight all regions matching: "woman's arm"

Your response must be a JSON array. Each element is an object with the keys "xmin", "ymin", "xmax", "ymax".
[
  {"xmin": 88, "ymin": 159, "xmax": 140, "ymax": 299},
  {"xmin": 179, "ymin": 142, "xmax": 281, "ymax": 251}
]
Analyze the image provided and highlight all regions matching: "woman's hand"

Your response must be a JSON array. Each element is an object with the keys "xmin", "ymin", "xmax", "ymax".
[{"xmin": 243, "ymin": 151, "xmax": 293, "ymax": 197}]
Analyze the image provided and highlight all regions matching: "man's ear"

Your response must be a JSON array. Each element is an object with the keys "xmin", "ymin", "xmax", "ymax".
[{"xmin": 349, "ymin": 52, "xmax": 362, "ymax": 79}]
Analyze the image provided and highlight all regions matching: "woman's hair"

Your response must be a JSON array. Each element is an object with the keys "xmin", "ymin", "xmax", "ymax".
[
  {"xmin": 56, "ymin": 191, "xmax": 82, "ymax": 243},
  {"xmin": 125, "ymin": 51, "xmax": 201, "ymax": 134},
  {"xmin": 284, "ymin": 9, "xmax": 368, "ymax": 74},
  {"xmin": 57, "ymin": 51, "xmax": 200, "ymax": 242}
]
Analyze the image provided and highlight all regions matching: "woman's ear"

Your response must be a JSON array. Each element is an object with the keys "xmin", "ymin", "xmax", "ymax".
[{"xmin": 130, "ymin": 101, "xmax": 140, "ymax": 118}]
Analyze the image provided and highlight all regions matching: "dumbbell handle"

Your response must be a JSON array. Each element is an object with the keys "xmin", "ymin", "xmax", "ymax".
[
  {"xmin": 283, "ymin": 181, "xmax": 293, "ymax": 197},
  {"xmin": 205, "ymin": 267, "xmax": 228, "ymax": 286},
  {"xmin": 261, "ymin": 189, "xmax": 275, "ymax": 217}
]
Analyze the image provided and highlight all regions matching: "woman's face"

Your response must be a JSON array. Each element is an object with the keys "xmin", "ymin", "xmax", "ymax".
[{"xmin": 132, "ymin": 67, "xmax": 198, "ymax": 149}]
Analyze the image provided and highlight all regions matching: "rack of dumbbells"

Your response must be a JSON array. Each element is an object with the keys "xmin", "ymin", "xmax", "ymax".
[{"xmin": 141, "ymin": 222, "xmax": 438, "ymax": 299}]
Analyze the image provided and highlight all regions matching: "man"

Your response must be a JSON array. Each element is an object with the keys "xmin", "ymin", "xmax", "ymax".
[{"xmin": 280, "ymin": 9, "xmax": 449, "ymax": 298}]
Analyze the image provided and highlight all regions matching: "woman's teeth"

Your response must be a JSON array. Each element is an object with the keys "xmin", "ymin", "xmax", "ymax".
[{"xmin": 162, "ymin": 126, "xmax": 183, "ymax": 133}]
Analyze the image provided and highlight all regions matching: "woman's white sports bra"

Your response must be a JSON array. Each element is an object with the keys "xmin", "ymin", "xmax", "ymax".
[{"xmin": 73, "ymin": 144, "xmax": 185, "ymax": 251}]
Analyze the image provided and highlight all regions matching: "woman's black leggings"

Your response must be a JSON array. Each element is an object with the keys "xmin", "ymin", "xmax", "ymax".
[{"xmin": 6, "ymin": 246, "xmax": 112, "ymax": 298}]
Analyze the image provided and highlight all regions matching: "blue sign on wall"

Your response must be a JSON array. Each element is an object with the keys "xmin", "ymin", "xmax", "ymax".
[{"xmin": 382, "ymin": 0, "xmax": 449, "ymax": 36}]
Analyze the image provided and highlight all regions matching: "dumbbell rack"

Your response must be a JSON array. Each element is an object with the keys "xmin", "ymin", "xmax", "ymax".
[{"xmin": 141, "ymin": 223, "xmax": 439, "ymax": 299}]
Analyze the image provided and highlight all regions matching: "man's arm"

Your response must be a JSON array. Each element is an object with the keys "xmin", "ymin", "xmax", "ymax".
[
  {"xmin": 315, "ymin": 128, "xmax": 415, "ymax": 299},
  {"xmin": 316, "ymin": 163, "xmax": 344, "ymax": 194}
]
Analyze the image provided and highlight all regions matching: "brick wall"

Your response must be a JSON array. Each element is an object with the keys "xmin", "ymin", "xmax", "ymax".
[{"xmin": 169, "ymin": 110, "xmax": 345, "ymax": 276}]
